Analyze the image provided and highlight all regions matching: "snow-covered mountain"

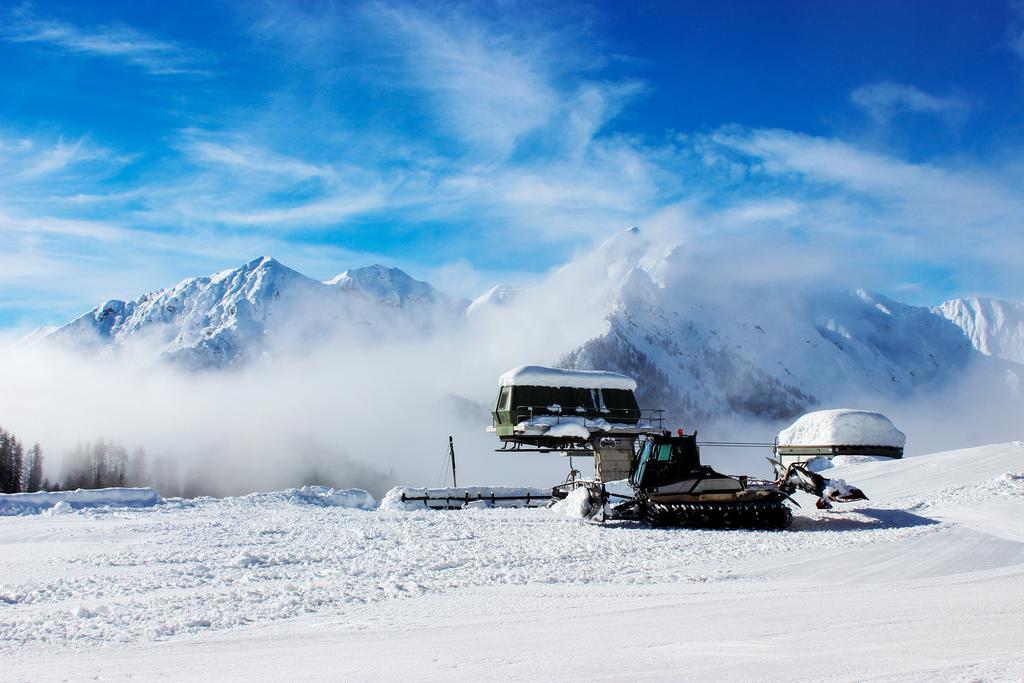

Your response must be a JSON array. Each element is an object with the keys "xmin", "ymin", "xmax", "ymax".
[
  {"xmin": 560, "ymin": 277, "xmax": 978, "ymax": 422},
  {"xmin": 47, "ymin": 257, "xmax": 463, "ymax": 368},
  {"xmin": 40, "ymin": 231, "xmax": 1022, "ymax": 422},
  {"xmin": 554, "ymin": 228, "xmax": 1006, "ymax": 422},
  {"xmin": 936, "ymin": 297, "xmax": 1024, "ymax": 366}
]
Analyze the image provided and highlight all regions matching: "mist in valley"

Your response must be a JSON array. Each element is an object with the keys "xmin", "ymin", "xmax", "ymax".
[{"xmin": 1, "ymin": 227, "xmax": 1021, "ymax": 497}]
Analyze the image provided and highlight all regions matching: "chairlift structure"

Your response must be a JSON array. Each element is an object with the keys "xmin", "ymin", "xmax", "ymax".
[{"xmin": 490, "ymin": 365, "xmax": 664, "ymax": 481}]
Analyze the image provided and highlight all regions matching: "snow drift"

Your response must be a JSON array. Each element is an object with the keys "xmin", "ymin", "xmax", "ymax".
[
  {"xmin": 241, "ymin": 486, "xmax": 377, "ymax": 510},
  {"xmin": 0, "ymin": 487, "xmax": 161, "ymax": 516}
]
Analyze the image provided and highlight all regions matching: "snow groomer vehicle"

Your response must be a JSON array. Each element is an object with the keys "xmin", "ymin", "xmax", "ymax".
[{"xmin": 492, "ymin": 366, "xmax": 868, "ymax": 530}]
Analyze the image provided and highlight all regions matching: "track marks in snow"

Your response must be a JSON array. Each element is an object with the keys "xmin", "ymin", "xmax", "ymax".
[{"xmin": 0, "ymin": 496, "xmax": 940, "ymax": 653}]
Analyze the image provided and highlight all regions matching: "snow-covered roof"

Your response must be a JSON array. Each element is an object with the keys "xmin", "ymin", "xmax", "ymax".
[
  {"xmin": 777, "ymin": 409, "xmax": 906, "ymax": 447},
  {"xmin": 499, "ymin": 365, "xmax": 637, "ymax": 390}
]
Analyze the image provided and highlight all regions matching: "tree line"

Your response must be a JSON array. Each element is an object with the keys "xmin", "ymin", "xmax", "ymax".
[
  {"xmin": 0, "ymin": 426, "xmax": 44, "ymax": 493},
  {"xmin": 0, "ymin": 424, "xmax": 185, "ymax": 495}
]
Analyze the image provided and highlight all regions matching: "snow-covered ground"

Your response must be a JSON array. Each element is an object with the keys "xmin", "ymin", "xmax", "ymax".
[{"xmin": 2, "ymin": 443, "xmax": 1023, "ymax": 681}]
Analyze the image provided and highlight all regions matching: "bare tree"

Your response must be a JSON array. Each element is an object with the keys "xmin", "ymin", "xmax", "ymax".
[{"xmin": 24, "ymin": 443, "xmax": 44, "ymax": 492}]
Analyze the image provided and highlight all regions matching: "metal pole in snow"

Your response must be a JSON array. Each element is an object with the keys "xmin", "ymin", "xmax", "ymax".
[{"xmin": 448, "ymin": 435, "xmax": 458, "ymax": 488}]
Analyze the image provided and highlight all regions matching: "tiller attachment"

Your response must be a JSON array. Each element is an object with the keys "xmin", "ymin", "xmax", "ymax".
[{"xmin": 769, "ymin": 459, "xmax": 868, "ymax": 510}]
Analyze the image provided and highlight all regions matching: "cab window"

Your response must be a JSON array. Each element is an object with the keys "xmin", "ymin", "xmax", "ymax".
[{"xmin": 639, "ymin": 439, "xmax": 654, "ymax": 462}]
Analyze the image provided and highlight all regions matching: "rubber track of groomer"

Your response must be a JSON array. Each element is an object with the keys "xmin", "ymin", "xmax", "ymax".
[{"xmin": 642, "ymin": 501, "xmax": 794, "ymax": 530}]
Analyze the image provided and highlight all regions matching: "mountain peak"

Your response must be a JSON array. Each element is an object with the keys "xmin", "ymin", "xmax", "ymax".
[
  {"xmin": 467, "ymin": 284, "xmax": 518, "ymax": 315},
  {"xmin": 210, "ymin": 255, "xmax": 292, "ymax": 284},
  {"xmin": 326, "ymin": 263, "xmax": 402, "ymax": 283},
  {"xmin": 324, "ymin": 264, "xmax": 439, "ymax": 307},
  {"xmin": 247, "ymin": 255, "xmax": 277, "ymax": 268}
]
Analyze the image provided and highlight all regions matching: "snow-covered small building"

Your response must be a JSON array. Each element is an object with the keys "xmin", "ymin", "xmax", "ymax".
[{"xmin": 774, "ymin": 409, "xmax": 905, "ymax": 468}]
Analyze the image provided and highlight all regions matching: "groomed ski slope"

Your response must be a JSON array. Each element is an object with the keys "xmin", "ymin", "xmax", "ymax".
[{"xmin": 2, "ymin": 442, "xmax": 1023, "ymax": 681}]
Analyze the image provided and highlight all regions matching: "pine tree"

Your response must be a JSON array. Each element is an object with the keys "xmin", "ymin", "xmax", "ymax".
[
  {"xmin": 0, "ymin": 427, "xmax": 24, "ymax": 493},
  {"xmin": 0, "ymin": 427, "xmax": 10, "ymax": 493},
  {"xmin": 24, "ymin": 444, "xmax": 44, "ymax": 492},
  {"xmin": 10, "ymin": 440, "xmax": 23, "ymax": 492}
]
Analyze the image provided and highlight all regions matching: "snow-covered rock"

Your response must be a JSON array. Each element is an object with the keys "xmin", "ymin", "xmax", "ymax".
[{"xmin": 777, "ymin": 409, "xmax": 906, "ymax": 447}]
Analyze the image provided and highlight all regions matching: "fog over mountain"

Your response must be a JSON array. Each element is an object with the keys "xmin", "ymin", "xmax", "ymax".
[
  {"xmin": 8, "ymin": 228, "xmax": 1023, "ymax": 493},
  {"xmin": 47, "ymin": 256, "xmax": 464, "ymax": 368}
]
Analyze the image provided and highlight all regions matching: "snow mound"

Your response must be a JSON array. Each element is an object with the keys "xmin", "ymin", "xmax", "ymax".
[
  {"xmin": 380, "ymin": 486, "xmax": 551, "ymax": 511},
  {"xmin": 778, "ymin": 409, "xmax": 906, "ymax": 447},
  {"xmin": 499, "ymin": 365, "xmax": 637, "ymax": 390},
  {"xmin": 44, "ymin": 500, "xmax": 74, "ymax": 516},
  {"xmin": 0, "ymin": 487, "xmax": 161, "ymax": 516},
  {"xmin": 996, "ymin": 472, "xmax": 1024, "ymax": 489},
  {"xmin": 551, "ymin": 486, "xmax": 593, "ymax": 518},
  {"xmin": 243, "ymin": 486, "xmax": 376, "ymax": 510}
]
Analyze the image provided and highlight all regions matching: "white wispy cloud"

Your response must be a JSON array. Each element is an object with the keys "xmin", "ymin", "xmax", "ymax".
[
  {"xmin": 0, "ymin": 133, "xmax": 128, "ymax": 181},
  {"xmin": 359, "ymin": 2, "xmax": 640, "ymax": 161},
  {"xmin": 0, "ymin": 211, "xmax": 130, "ymax": 241},
  {"xmin": 180, "ymin": 137, "xmax": 333, "ymax": 181},
  {"xmin": 701, "ymin": 127, "xmax": 1024, "ymax": 291},
  {"xmin": 1012, "ymin": 1, "xmax": 1024, "ymax": 64},
  {"xmin": 2, "ymin": 11, "xmax": 208, "ymax": 75},
  {"xmin": 850, "ymin": 81, "xmax": 971, "ymax": 125},
  {"xmin": 2, "ymin": 1, "xmax": 1023, "ymax": 329},
  {"xmin": 370, "ymin": 3, "xmax": 560, "ymax": 157}
]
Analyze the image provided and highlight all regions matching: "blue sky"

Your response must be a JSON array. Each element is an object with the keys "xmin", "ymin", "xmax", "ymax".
[{"xmin": 1, "ymin": 0, "xmax": 1023, "ymax": 329}]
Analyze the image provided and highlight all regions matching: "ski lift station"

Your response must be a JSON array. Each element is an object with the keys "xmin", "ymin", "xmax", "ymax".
[{"xmin": 773, "ymin": 409, "xmax": 906, "ymax": 468}]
